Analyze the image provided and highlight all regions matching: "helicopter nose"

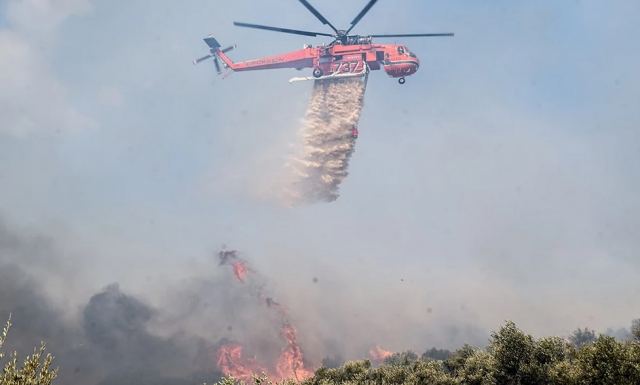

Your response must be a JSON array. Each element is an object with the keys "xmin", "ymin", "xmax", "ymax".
[
  {"xmin": 405, "ymin": 60, "xmax": 419, "ymax": 75},
  {"xmin": 411, "ymin": 60, "xmax": 419, "ymax": 73}
]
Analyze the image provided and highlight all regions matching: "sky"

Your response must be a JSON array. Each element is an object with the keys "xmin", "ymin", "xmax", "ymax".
[{"xmin": 1, "ymin": 0, "xmax": 639, "ymax": 362}]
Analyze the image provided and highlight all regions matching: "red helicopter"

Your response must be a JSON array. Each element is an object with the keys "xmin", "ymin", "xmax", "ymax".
[{"xmin": 194, "ymin": 0, "xmax": 453, "ymax": 84}]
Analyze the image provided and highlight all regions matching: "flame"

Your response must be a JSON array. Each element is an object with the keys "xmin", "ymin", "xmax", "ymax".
[
  {"xmin": 215, "ymin": 324, "xmax": 313, "ymax": 382},
  {"xmin": 216, "ymin": 249, "xmax": 314, "ymax": 382},
  {"xmin": 369, "ymin": 345, "xmax": 393, "ymax": 362},
  {"xmin": 276, "ymin": 323, "xmax": 313, "ymax": 381},
  {"xmin": 218, "ymin": 249, "xmax": 249, "ymax": 283},
  {"xmin": 232, "ymin": 261, "xmax": 248, "ymax": 282},
  {"xmin": 216, "ymin": 343, "xmax": 267, "ymax": 383}
]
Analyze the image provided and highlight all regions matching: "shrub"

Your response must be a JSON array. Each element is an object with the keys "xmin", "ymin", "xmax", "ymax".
[{"xmin": 0, "ymin": 316, "xmax": 58, "ymax": 385}]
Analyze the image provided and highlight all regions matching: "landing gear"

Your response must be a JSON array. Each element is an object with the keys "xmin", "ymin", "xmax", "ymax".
[
  {"xmin": 398, "ymin": 77, "xmax": 406, "ymax": 85},
  {"xmin": 313, "ymin": 68, "xmax": 323, "ymax": 78}
]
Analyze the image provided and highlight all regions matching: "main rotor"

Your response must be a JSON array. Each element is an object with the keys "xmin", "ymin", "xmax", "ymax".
[{"xmin": 233, "ymin": 0, "xmax": 454, "ymax": 45}]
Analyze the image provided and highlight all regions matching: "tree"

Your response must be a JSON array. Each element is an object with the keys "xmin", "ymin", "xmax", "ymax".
[
  {"xmin": 0, "ymin": 316, "xmax": 58, "ymax": 385},
  {"xmin": 410, "ymin": 360, "xmax": 455, "ymax": 385},
  {"xmin": 489, "ymin": 321, "xmax": 539, "ymax": 385},
  {"xmin": 383, "ymin": 351, "xmax": 418, "ymax": 366},
  {"xmin": 533, "ymin": 337, "xmax": 570, "ymax": 384},
  {"xmin": 569, "ymin": 328, "xmax": 596, "ymax": 348},
  {"xmin": 573, "ymin": 335, "xmax": 640, "ymax": 385},
  {"xmin": 457, "ymin": 351, "xmax": 496, "ymax": 385},
  {"xmin": 306, "ymin": 360, "xmax": 370, "ymax": 385},
  {"xmin": 443, "ymin": 344, "xmax": 476, "ymax": 375},
  {"xmin": 631, "ymin": 319, "xmax": 640, "ymax": 342},
  {"xmin": 422, "ymin": 348, "xmax": 452, "ymax": 361}
]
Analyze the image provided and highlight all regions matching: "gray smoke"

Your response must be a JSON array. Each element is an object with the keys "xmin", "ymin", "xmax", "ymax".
[
  {"xmin": 0, "ymin": 219, "xmax": 223, "ymax": 385},
  {"xmin": 285, "ymin": 76, "xmax": 368, "ymax": 204},
  {"xmin": 0, "ymin": 217, "xmax": 313, "ymax": 385}
]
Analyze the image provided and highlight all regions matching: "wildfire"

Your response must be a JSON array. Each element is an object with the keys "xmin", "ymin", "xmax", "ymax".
[
  {"xmin": 216, "ymin": 249, "xmax": 313, "ymax": 382},
  {"xmin": 276, "ymin": 323, "xmax": 313, "ymax": 381},
  {"xmin": 218, "ymin": 249, "xmax": 250, "ymax": 283},
  {"xmin": 216, "ymin": 343, "xmax": 267, "ymax": 383},
  {"xmin": 369, "ymin": 345, "xmax": 393, "ymax": 363},
  {"xmin": 232, "ymin": 261, "xmax": 248, "ymax": 282}
]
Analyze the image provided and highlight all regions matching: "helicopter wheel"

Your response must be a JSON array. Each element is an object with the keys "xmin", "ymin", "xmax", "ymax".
[
  {"xmin": 313, "ymin": 68, "xmax": 323, "ymax": 78},
  {"xmin": 398, "ymin": 77, "xmax": 406, "ymax": 85}
]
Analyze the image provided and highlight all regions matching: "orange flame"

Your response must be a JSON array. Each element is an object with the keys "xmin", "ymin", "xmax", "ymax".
[
  {"xmin": 369, "ymin": 345, "xmax": 393, "ymax": 362},
  {"xmin": 216, "ymin": 249, "xmax": 313, "ymax": 382},
  {"xmin": 216, "ymin": 325, "xmax": 313, "ymax": 382},
  {"xmin": 276, "ymin": 323, "xmax": 313, "ymax": 381},
  {"xmin": 216, "ymin": 343, "xmax": 268, "ymax": 383},
  {"xmin": 232, "ymin": 261, "xmax": 248, "ymax": 282}
]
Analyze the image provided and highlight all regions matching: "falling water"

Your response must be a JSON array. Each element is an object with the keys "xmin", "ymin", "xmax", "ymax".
[{"xmin": 285, "ymin": 76, "xmax": 368, "ymax": 204}]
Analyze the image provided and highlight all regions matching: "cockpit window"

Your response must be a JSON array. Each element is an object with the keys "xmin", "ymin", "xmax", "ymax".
[
  {"xmin": 397, "ymin": 46, "xmax": 405, "ymax": 55},
  {"xmin": 408, "ymin": 51, "xmax": 417, "ymax": 58}
]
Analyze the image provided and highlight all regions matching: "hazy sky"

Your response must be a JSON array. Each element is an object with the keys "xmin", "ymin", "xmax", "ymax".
[{"xmin": 1, "ymin": 0, "xmax": 639, "ymax": 355}]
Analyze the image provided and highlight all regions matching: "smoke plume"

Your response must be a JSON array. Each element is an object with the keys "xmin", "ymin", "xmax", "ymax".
[
  {"xmin": 285, "ymin": 76, "xmax": 368, "ymax": 204},
  {"xmin": 0, "ymin": 219, "xmax": 316, "ymax": 384},
  {"xmin": 217, "ymin": 250, "xmax": 313, "ymax": 382},
  {"xmin": 0, "ymin": 220, "xmax": 217, "ymax": 385}
]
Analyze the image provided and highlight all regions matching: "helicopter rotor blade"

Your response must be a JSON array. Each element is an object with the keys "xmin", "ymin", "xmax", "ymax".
[
  {"xmin": 193, "ymin": 54, "xmax": 213, "ymax": 65},
  {"xmin": 233, "ymin": 21, "xmax": 334, "ymax": 37},
  {"xmin": 213, "ymin": 57, "xmax": 222, "ymax": 74},
  {"xmin": 346, "ymin": 0, "xmax": 379, "ymax": 35},
  {"xmin": 221, "ymin": 45, "xmax": 236, "ymax": 53},
  {"xmin": 371, "ymin": 33, "xmax": 455, "ymax": 38},
  {"xmin": 297, "ymin": 0, "xmax": 339, "ymax": 35}
]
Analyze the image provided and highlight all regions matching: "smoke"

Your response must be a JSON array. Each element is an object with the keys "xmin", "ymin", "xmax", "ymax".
[
  {"xmin": 0, "ymin": 220, "xmax": 218, "ymax": 385},
  {"xmin": 0, "ymin": 217, "xmax": 492, "ymax": 385},
  {"xmin": 2, "ymin": 216, "xmax": 637, "ymax": 384},
  {"xmin": 216, "ymin": 250, "xmax": 313, "ymax": 382},
  {"xmin": 0, "ymin": 219, "xmax": 313, "ymax": 384},
  {"xmin": 285, "ymin": 76, "xmax": 368, "ymax": 204}
]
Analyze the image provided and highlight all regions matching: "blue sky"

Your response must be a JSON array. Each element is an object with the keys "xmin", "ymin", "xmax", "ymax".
[{"xmin": 1, "ymin": 0, "xmax": 639, "ymax": 353}]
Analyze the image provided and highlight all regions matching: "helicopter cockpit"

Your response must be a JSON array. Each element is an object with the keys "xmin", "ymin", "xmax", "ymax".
[{"xmin": 397, "ymin": 46, "xmax": 417, "ymax": 58}]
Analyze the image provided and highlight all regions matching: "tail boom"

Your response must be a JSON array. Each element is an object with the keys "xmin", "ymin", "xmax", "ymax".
[{"xmin": 214, "ymin": 45, "xmax": 316, "ymax": 72}]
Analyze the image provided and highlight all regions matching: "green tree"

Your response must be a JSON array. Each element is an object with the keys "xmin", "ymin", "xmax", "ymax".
[
  {"xmin": 306, "ymin": 360, "xmax": 370, "ymax": 385},
  {"xmin": 443, "ymin": 344, "xmax": 476, "ymax": 375},
  {"xmin": 569, "ymin": 328, "xmax": 596, "ymax": 348},
  {"xmin": 0, "ymin": 316, "xmax": 58, "ymax": 385},
  {"xmin": 547, "ymin": 360, "xmax": 579, "ymax": 385},
  {"xmin": 631, "ymin": 319, "xmax": 640, "ymax": 342},
  {"xmin": 422, "ymin": 348, "xmax": 452, "ymax": 361},
  {"xmin": 410, "ymin": 360, "xmax": 455, "ymax": 385},
  {"xmin": 533, "ymin": 336, "xmax": 570, "ymax": 384},
  {"xmin": 383, "ymin": 351, "xmax": 418, "ymax": 366},
  {"xmin": 489, "ymin": 321, "xmax": 539, "ymax": 385},
  {"xmin": 457, "ymin": 350, "xmax": 496, "ymax": 385},
  {"xmin": 573, "ymin": 335, "xmax": 640, "ymax": 385}
]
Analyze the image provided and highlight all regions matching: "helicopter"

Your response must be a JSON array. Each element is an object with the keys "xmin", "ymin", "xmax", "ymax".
[{"xmin": 194, "ymin": 0, "xmax": 453, "ymax": 85}]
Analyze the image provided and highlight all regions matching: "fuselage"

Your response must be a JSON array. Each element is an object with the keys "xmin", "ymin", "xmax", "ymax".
[{"xmin": 215, "ymin": 41, "xmax": 420, "ymax": 80}]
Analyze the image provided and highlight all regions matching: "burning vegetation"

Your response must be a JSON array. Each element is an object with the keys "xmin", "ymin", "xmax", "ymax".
[
  {"xmin": 2, "ymin": 240, "xmax": 639, "ymax": 385},
  {"xmin": 217, "ymin": 249, "xmax": 313, "ymax": 382},
  {"xmin": 211, "ymin": 250, "xmax": 640, "ymax": 385},
  {"xmin": 208, "ymin": 321, "xmax": 640, "ymax": 385}
]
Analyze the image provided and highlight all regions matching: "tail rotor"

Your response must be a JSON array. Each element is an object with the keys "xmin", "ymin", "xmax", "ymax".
[
  {"xmin": 193, "ymin": 35, "xmax": 236, "ymax": 75},
  {"xmin": 193, "ymin": 54, "xmax": 213, "ymax": 65}
]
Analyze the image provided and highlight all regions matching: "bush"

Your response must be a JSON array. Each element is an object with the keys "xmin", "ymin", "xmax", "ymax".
[
  {"xmin": 457, "ymin": 350, "xmax": 496, "ymax": 385},
  {"xmin": 631, "ymin": 319, "xmax": 640, "ymax": 342},
  {"xmin": 421, "ymin": 348, "xmax": 452, "ymax": 361},
  {"xmin": 383, "ymin": 351, "xmax": 418, "ymax": 366},
  {"xmin": 0, "ymin": 316, "xmax": 58, "ymax": 385},
  {"xmin": 569, "ymin": 328, "xmax": 596, "ymax": 348},
  {"xmin": 573, "ymin": 335, "xmax": 640, "ymax": 385},
  {"xmin": 489, "ymin": 321, "xmax": 539, "ymax": 384}
]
